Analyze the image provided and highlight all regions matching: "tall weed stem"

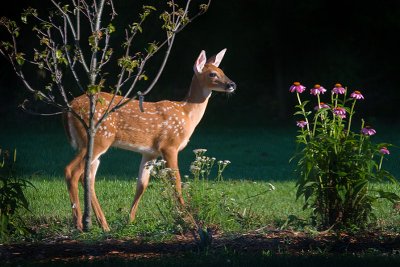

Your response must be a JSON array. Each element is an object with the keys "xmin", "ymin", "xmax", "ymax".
[{"xmin": 347, "ymin": 99, "xmax": 357, "ymax": 137}]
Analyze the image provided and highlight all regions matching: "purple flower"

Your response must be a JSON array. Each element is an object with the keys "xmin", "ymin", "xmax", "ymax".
[
  {"xmin": 333, "ymin": 107, "xmax": 346, "ymax": 118},
  {"xmin": 290, "ymin": 82, "xmax": 306, "ymax": 93},
  {"xmin": 310, "ymin": 84, "xmax": 327, "ymax": 95},
  {"xmin": 361, "ymin": 126, "xmax": 376, "ymax": 136},
  {"xmin": 332, "ymin": 83, "xmax": 346, "ymax": 95},
  {"xmin": 350, "ymin": 90, "xmax": 364, "ymax": 100},
  {"xmin": 379, "ymin": 147, "xmax": 390, "ymax": 155},
  {"xmin": 296, "ymin": 120, "xmax": 308, "ymax": 128},
  {"xmin": 314, "ymin": 102, "xmax": 330, "ymax": 110}
]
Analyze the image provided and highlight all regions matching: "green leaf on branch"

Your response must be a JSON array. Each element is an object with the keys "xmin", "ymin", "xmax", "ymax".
[
  {"xmin": 21, "ymin": 15, "xmax": 27, "ymax": 24},
  {"xmin": 45, "ymin": 83, "xmax": 53, "ymax": 91},
  {"xmin": 199, "ymin": 4, "xmax": 209, "ymax": 13},
  {"xmin": 139, "ymin": 74, "xmax": 148, "ymax": 81},
  {"xmin": 21, "ymin": 7, "xmax": 38, "ymax": 24},
  {"xmin": 0, "ymin": 17, "xmax": 20, "ymax": 37},
  {"xmin": 130, "ymin": 22, "xmax": 142, "ymax": 34},
  {"xmin": 34, "ymin": 91, "xmax": 44, "ymax": 101},
  {"xmin": 40, "ymin": 37, "xmax": 50, "ymax": 46},
  {"xmin": 15, "ymin": 53, "xmax": 25, "ymax": 66},
  {"xmin": 87, "ymin": 85, "xmax": 101, "ymax": 94},
  {"xmin": 118, "ymin": 56, "xmax": 139, "ymax": 72},
  {"xmin": 87, "ymin": 80, "xmax": 104, "ymax": 95},
  {"xmin": 97, "ymin": 96, "xmax": 105, "ymax": 105},
  {"xmin": 160, "ymin": 11, "xmax": 172, "ymax": 30},
  {"xmin": 88, "ymin": 35, "xmax": 96, "ymax": 50},
  {"xmin": 143, "ymin": 5, "xmax": 156, "ymax": 11},
  {"xmin": 55, "ymin": 49, "xmax": 68, "ymax": 65},
  {"xmin": 140, "ymin": 5, "xmax": 156, "ymax": 20},
  {"xmin": 0, "ymin": 41, "xmax": 12, "ymax": 52},
  {"xmin": 105, "ymin": 48, "xmax": 113, "ymax": 60},
  {"xmin": 107, "ymin": 23, "xmax": 115, "ymax": 34},
  {"xmin": 40, "ymin": 22, "xmax": 53, "ymax": 30},
  {"xmin": 88, "ymin": 31, "xmax": 102, "ymax": 51},
  {"xmin": 56, "ymin": 50, "xmax": 63, "ymax": 59},
  {"xmin": 62, "ymin": 5, "xmax": 70, "ymax": 12},
  {"xmin": 146, "ymin": 42, "xmax": 158, "ymax": 55}
]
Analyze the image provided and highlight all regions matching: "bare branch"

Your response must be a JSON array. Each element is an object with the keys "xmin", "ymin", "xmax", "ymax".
[
  {"xmin": 107, "ymin": 0, "xmax": 117, "ymax": 19},
  {"xmin": 20, "ymin": 100, "xmax": 64, "ymax": 116},
  {"xmin": 88, "ymin": 0, "xmax": 106, "ymax": 85},
  {"xmin": 50, "ymin": 0, "xmax": 90, "ymax": 74},
  {"xmin": 56, "ymin": 10, "xmax": 85, "ymax": 93}
]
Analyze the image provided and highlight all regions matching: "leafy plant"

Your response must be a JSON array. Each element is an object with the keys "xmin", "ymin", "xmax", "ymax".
[
  {"xmin": 147, "ymin": 149, "xmax": 231, "ymax": 248},
  {"xmin": 0, "ymin": 148, "xmax": 33, "ymax": 240},
  {"xmin": 290, "ymin": 82, "xmax": 399, "ymax": 229}
]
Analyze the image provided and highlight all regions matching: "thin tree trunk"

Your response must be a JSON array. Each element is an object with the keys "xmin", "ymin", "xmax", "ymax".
[{"xmin": 83, "ymin": 95, "xmax": 96, "ymax": 231}]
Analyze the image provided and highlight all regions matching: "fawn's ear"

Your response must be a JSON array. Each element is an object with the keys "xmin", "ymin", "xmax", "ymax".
[
  {"xmin": 194, "ymin": 50, "xmax": 207, "ymax": 74},
  {"xmin": 206, "ymin": 48, "xmax": 226, "ymax": 67}
]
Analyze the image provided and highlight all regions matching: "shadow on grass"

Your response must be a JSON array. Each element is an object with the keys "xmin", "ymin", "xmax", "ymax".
[{"xmin": 1, "ymin": 115, "xmax": 399, "ymax": 181}]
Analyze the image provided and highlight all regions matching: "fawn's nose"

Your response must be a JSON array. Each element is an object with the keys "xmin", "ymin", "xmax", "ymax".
[{"xmin": 226, "ymin": 82, "xmax": 236, "ymax": 91}]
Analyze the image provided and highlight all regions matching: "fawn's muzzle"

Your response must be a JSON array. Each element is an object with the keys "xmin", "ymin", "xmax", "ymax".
[{"xmin": 226, "ymin": 82, "xmax": 237, "ymax": 92}]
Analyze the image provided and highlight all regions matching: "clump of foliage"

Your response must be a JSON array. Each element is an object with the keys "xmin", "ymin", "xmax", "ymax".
[
  {"xmin": 290, "ymin": 82, "xmax": 399, "ymax": 230},
  {"xmin": 147, "ymin": 149, "xmax": 231, "ymax": 248},
  {"xmin": 0, "ymin": 148, "xmax": 33, "ymax": 240}
]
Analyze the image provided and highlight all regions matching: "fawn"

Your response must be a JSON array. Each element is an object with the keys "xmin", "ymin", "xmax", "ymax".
[{"xmin": 64, "ymin": 49, "xmax": 236, "ymax": 231}]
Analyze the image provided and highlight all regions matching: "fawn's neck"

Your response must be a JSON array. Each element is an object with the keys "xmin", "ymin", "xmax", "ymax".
[{"xmin": 182, "ymin": 76, "xmax": 211, "ymax": 127}]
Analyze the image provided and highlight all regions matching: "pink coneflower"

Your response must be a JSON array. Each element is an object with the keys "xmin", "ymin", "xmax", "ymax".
[
  {"xmin": 350, "ymin": 90, "xmax": 364, "ymax": 100},
  {"xmin": 332, "ymin": 83, "xmax": 346, "ymax": 95},
  {"xmin": 361, "ymin": 126, "xmax": 376, "ymax": 136},
  {"xmin": 289, "ymin": 82, "xmax": 306, "ymax": 93},
  {"xmin": 314, "ymin": 102, "xmax": 330, "ymax": 110},
  {"xmin": 296, "ymin": 120, "xmax": 308, "ymax": 128},
  {"xmin": 333, "ymin": 107, "xmax": 346, "ymax": 118},
  {"xmin": 379, "ymin": 147, "xmax": 390, "ymax": 155},
  {"xmin": 310, "ymin": 84, "xmax": 327, "ymax": 95}
]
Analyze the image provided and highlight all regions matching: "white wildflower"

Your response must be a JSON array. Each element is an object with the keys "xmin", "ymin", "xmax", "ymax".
[
  {"xmin": 193, "ymin": 148, "xmax": 207, "ymax": 154},
  {"xmin": 268, "ymin": 183, "xmax": 276, "ymax": 191}
]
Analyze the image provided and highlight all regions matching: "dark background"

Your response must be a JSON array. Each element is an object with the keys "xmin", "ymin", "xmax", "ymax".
[{"xmin": 1, "ymin": 0, "xmax": 400, "ymax": 126}]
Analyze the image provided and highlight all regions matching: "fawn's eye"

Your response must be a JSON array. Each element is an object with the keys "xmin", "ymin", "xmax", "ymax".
[{"xmin": 209, "ymin": 72, "xmax": 217, "ymax": 78}]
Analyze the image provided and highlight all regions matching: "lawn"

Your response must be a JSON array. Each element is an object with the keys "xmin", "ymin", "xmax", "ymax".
[
  {"xmin": 1, "ymin": 117, "xmax": 400, "ymax": 265},
  {"xmin": 1, "ymin": 116, "xmax": 299, "ymax": 181}
]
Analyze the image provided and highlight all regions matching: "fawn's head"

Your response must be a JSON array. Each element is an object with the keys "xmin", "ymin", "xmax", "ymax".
[{"xmin": 193, "ymin": 49, "xmax": 236, "ymax": 93}]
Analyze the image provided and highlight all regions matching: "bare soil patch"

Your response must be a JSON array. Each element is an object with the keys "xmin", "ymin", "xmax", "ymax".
[{"xmin": 1, "ymin": 230, "xmax": 400, "ymax": 264}]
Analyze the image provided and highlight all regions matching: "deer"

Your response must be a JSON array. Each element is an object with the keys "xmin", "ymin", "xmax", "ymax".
[{"xmin": 63, "ymin": 49, "xmax": 236, "ymax": 231}]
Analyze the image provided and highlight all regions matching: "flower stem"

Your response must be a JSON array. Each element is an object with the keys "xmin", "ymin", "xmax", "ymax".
[
  {"xmin": 301, "ymin": 128, "xmax": 307, "ymax": 144},
  {"xmin": 296, "ymin": 92, "xmax": 311, "ymax": 133},
  {"xmin": 359, "ymin": 119, "xmax": 365, "ymax": 154},
  {"xmin": 378, "ymin": 155, "xmax": 384, "ymax": 171},
  {"xmin": 346, "ymin": 99, "xmax": 357, "ymax": 137},
  {"xmin": 312, "ymin": 94, "xmax": 322, "ymax": 136}
]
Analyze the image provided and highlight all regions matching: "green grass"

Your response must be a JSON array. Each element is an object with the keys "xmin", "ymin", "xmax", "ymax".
[
  {"xmin": 1, "ymin": 117, "xmax": 400, "ymax": 241},
  {"xmin": 19, "ymin": 178, "xmax": 298, "ymax": 239},
  {"xmin": 2, "ymin": 117, "xmax": 399, "ymax": 181},
  {"xmin": 0, "ymin": 117, "xmax": 299, "ymax": 180},
  {"xmin": 14, "ymin": 177, "xmax": 400, "ymax": 241}
]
